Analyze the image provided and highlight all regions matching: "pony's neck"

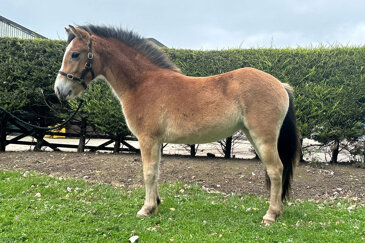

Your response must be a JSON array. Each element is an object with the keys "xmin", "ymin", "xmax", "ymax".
[{"xmin": 98, "ymin": 38, "xmax": 162, "ymax": 96}]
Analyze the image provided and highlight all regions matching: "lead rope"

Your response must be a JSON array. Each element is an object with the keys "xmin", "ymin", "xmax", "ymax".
[{"xmin": 0, "ymin": 99, "xmax": 84, "ymax": 131}]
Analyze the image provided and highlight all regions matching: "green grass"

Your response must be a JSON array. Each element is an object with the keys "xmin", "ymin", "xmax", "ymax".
[{"xmin": 0, "ymin": 170, "xmax": 364, "ymax": 242}]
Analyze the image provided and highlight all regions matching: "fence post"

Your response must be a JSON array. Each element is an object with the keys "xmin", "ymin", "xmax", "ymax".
[
  {"xmin": 190, "ymin": 144, "xmax": 196, "ymax": 157},
  {"xmin": 34, "ymin": 131, "xmax": 45, "ymax": 151},
  {"xmin": 0, "ymin": 113, "xmax": 8, "ymax": 152},
  {"xmin": 78, "ymin": 118, "xmax": 87, "ymax": 153},
  {"xmin": 113, "ymin": 134, "xmax": 121, "ymax": 154},
  {"xmin": 224, "ymin": 136, "xmax": 232, "ymax": 159}
]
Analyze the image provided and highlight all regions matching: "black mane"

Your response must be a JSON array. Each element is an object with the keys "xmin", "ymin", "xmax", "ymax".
[{"xmin": 67, "ymin": 25, "xmax": 180, "ymax": 73}]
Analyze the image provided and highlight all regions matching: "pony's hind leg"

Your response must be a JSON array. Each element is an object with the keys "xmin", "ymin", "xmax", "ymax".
[
  {"xmin": 243, "ymin": 128, "xmax": 284, "ymax": 224},
  {"xmin": 136, "ymin": 136, "xmax": 161, "ymax": 217},
  {"xmin": 257, "ymin": 142, "xmax": 284, "ymax": 224}
]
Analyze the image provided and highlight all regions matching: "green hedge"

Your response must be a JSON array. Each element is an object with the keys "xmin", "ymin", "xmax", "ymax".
[
  {"xmin": 1, "ymin": 38, "xmax": 364, "ymax": 156},
  {"xmin": 0, "ymin": 38, "xmax": 65, "ymax": 126}
]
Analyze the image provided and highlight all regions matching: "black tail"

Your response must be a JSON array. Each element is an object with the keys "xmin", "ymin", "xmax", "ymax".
[{"xmin": 266, "ymin": 85, "xmax": 300, "ymax": 201}]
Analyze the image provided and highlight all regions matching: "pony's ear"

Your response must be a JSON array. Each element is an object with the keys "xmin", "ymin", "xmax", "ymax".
[
  {"xmin": 65, "ymin": 27, "xmax": 71, "ymax": 34},
  {"xmin": 68, "ymin": 25, "xmax": 88, "ymax": 39}
]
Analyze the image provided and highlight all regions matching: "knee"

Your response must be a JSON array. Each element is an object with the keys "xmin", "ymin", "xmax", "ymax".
[
  {"xmin": 144, "ymin": 171, "xmax": 158, "ymax": 184},
  {"xmin": 143, "ymin": 163, "xmax": 159, "ymax": 182}
]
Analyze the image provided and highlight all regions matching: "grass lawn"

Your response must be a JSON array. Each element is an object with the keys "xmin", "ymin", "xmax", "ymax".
[{"xmin": 0, "ymin": 170, "xmax": 364, "ymax": 242}]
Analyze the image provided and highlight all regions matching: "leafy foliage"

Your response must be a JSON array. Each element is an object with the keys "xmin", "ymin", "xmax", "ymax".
[{"xmin": 0, "ymin": 38, "xmax": 65, "ymax": 126}]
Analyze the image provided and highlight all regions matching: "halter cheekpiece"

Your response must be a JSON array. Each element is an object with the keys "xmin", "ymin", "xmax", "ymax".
[{"xmin": 58, "ymin": 34, "xmax": 95, "ymax": 89}]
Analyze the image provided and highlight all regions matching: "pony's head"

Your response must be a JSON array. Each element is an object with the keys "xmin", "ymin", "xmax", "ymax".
[{"xmin": 54, "ymin": 25, "xmax": 97, "ymax": 100}]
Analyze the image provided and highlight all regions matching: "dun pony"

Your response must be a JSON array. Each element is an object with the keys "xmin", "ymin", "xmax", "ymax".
[{"xmin": 54, "ymin": 25, "xmax": 300, "ymax": 224}]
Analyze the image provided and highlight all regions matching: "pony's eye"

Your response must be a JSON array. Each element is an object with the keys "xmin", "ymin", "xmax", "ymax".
[{"xmin": 71, "ymin": 52, "xmax": 80, "ymax": 59}]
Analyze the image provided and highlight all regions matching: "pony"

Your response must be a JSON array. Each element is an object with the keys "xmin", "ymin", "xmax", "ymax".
[{"xmin": 54, "ymin": 25, "xmax": 300, "ymax": 224}]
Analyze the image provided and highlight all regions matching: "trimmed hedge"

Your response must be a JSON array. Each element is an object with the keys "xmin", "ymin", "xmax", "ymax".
[
  {"xmin": 0, "ymin": 38, "xmax": 65, "ymax": 127},
  {"xmin": 0, "ymin": 37, "xmax": 364, "ymax": 159}
]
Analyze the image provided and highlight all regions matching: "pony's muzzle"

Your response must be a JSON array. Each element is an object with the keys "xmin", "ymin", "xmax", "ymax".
[{"xmin": 55, "ymin": 85, "xmax": 72, "ymax": 100}]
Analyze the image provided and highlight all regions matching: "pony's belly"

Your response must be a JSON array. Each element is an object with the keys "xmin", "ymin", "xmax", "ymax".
[{"xmin": 164, "ymin": 120, "xmax": 241, "ymax": 144}]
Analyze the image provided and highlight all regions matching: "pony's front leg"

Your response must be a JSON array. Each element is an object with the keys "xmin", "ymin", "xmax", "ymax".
[{"xmin": 137, "ymin": 137, "xmax": 161, "ymax": 217}]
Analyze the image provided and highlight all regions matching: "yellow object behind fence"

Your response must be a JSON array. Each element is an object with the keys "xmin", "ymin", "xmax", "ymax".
[{"xmin": 45, "ymin": 125, "xmax": 66, "ymax": 138}]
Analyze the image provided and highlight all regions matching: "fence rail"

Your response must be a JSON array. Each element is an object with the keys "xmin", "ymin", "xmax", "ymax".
[{"xmin": 0, "ymin": 114, "xmax": 139, "ymax": 153}]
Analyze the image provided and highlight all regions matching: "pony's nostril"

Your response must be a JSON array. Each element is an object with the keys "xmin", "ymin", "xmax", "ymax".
[
  {"xmin": 64, "ymin": 89, "xmax": 72, "ymax": 100},
  {"xmin": 65, "ymin": 89, "xmax": 73, "ymax": 100},
  {"xmin": 55, "ymin": 87, "xmax": 72, "ymax": 100}
]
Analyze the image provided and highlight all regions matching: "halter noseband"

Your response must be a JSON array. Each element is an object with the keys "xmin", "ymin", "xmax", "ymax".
[{"xmin": 58, "ymin": 34, "xmax": 95, "ymax": 89}]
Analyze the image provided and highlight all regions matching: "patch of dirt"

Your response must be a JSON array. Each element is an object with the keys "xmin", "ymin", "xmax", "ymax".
[{"xmin": 0, "ymin": 151, "xmax": 364, "ymax": 202}]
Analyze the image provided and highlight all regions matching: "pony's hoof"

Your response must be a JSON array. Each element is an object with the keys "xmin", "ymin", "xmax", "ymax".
[
  {"xmin": 136, "ymin": 210, "xmax": 148, "ymax": 217},
  {"xmin": 261, "ymin": 218, "xmax": 275, "ymax": 225},
  {"xmin": 136, "ymin": 206, "xmax": 158, "ymax": 217},
  {"xmin": 262, "ymin": 213, "xmax": 276, "ymax": 225}
]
